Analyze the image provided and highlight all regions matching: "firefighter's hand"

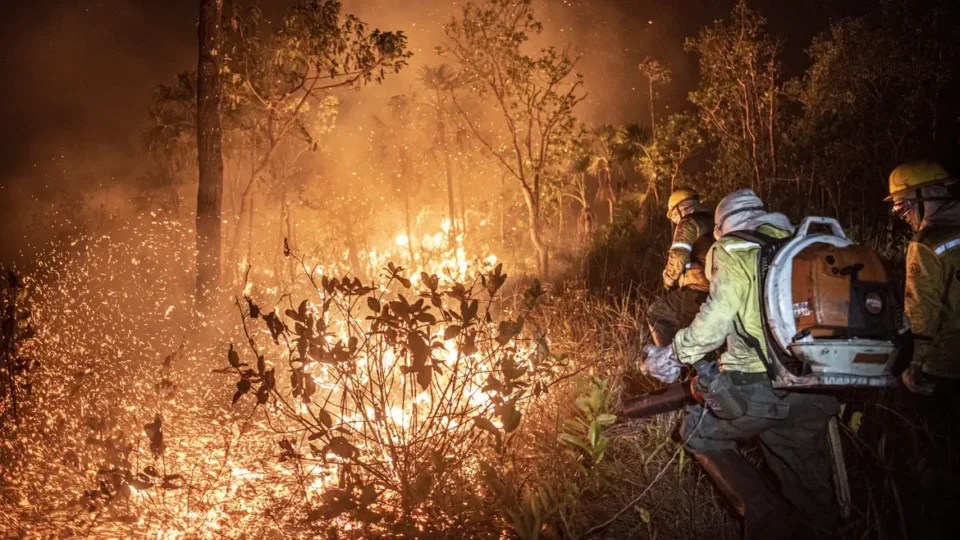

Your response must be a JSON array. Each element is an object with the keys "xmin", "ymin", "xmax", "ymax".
[
  {"xmin": 901, "ymin": 365, "xmax": 935, "ymax": 396},
  {"xmin": 662, "ymin": 271, "xmax": 679, "ymax": 291},
  {"xmin": 640, "ymin": 344, "xmax": 682, "ymax": 383}
]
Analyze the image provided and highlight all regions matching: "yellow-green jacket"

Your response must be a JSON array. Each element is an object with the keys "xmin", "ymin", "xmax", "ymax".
[
  {"xmin": 905, "ymin": 216, "xmax": 960, "ymax": 379},
  {"xmin": 674, "ymin": 224, "xmax": 792, "ymax": 373},
  {"xmin": 664, "ymin": 210, "xmax": 714, "ymax": 292}
]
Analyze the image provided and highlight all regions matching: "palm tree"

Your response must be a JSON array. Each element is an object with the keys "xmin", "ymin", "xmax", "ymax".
[{"xmin": 616, "ymin": 123, "xmax": 659, "ymax": 203}]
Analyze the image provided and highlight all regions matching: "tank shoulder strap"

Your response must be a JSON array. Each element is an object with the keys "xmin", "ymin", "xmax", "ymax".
[
  {"xmin": 724, "ymin": 228, "xmax": 780, "ymax": 246},
  {"xmin": 720, "ymin": 228, "xmax": 794, "ymax": 380}
]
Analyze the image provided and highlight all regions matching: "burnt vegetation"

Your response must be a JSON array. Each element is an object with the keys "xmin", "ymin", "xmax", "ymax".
[{"xmin": 2, "ymin": 0, "xmax": 960, "ymax": 538}]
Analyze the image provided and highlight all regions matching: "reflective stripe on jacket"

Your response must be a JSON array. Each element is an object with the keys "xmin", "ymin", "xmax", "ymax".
[
  {"xmin": 664, "ymin": 211, "xmax": 714, "ymax": 292},
  {"xmin": 674, "ymin": 224, "xmax": 791, "ymax": 373},
  {"xmin": 906, "ymin": 223, "xmax": 960, "ymax": 379}
]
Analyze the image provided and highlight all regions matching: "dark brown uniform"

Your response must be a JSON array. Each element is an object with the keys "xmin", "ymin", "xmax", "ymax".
[{"xmin": 647, "ymin": 209, "xmax": 714, "ymax": 346}]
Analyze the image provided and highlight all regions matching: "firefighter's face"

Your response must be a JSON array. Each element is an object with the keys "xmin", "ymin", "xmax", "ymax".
[{"xmin": 891, "ymin": 196, "xmax": 922, "ymax": 231}]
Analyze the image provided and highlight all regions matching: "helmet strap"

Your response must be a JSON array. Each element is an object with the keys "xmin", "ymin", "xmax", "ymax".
[
  {"xmin": 671, "ymin": 196, "xmax": 698, "ymax": 217},
  {"xmin": 917, "ymin": 187, "xmax": 926, "ymax": 222}
]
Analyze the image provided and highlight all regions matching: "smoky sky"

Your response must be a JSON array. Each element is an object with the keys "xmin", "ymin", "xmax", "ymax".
[{"xmin": 0, "ymin": 0, "xmax": 875, "ymax": 263}]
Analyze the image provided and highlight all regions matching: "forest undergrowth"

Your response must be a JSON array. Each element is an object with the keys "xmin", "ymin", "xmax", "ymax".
[
  {"xmin": 0, "ymin": 215, "xmax": 749, "ymax": 539},
  {"xmin": 0, "ymin": 212, "xmax": 941, "ymax": 540}
]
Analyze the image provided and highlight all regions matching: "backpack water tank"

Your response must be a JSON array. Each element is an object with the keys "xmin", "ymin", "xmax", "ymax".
[{"xmin": 764, "ymin": 218, "xmax": 904, "ymax": 388}]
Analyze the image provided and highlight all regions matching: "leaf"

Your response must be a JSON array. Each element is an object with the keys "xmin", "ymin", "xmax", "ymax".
[
  {"xmin": 461, "ymin": 332, "xmax": 478, "ymax": 356},
  {"xmin": 127, "ymin": 477, "xmax": 154, "ymax": 491},
  {"xmin": 637, "ymin": 506, "xmax": 651, "ymax": 524},
  {"xmin": 559, "ymin": 433, "xmax": 590, "ymax": 452},
  {"xmin": 359, "ymin": 484, "xmax": 378, "ymax": 506},
  {"xmin": 496, "ymin": 320, "xmax": 519, "ymax": 346},
  {"xmin": 143, "ymin": 414, "xmax": 165, "ymax": 457},
  {"xmin": 246, "ymin": 296, "xmax": 261, "ymax": 319},
  {"xmin": 596, "ymin": 413, "xmax": 618, "ymax": 426},
  {"xmin": 588, "ymin": 421, "xmax": 601, "ymax": 447},
  {"xmin": 524, "ymin": 279, "xmax": 544, "ymax": 309},
  {"xmin": 367, "ymin": 297, "xmax": 381, "ymax": 312},
  {"xmin": 328, "ymin": 436, "xmax": 356, "ymax": 458},
  {"xmin": 303, "ymin": 375, "xmax": 317, "ymax": 403},
  {"xmin": 317, "ymin": 408, "xmax": 333, "ymax": 429},
  {"xmin": 443, "ymin": 325, "xmax": 461, "ymax": 340},
  {"xmin": 849, "ymin": 411, "xmax": 862, "ymax": 434},
  {"xmin": 228, "ymin": 344, "xmax": 242, "ymax": 368},
  {"xmin": 233, "ymin": 379, "xmax": 251, "ymax": 404},
  {"xmin": 472, "ymin": 416, "xmax": 502, "ymax": 450},
  {"xmin": 499, "ymin": 401, "xmax": 522, "ymax": 433},
  {"xmin": 460, "ymin": 299, "xmax": 479, "ymax": 324}
]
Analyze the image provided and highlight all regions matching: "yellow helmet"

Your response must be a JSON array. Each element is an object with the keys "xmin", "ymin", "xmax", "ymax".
[
  {"xmin": 666, "ymin": 188, "xmax": 699, "ymax": 218},
  {"xmin": 885, "ymin": 161, "xmax": 955, "ymax": 201}
]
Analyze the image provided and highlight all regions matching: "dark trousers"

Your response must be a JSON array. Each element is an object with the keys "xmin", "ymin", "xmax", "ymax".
[
  {"xmin": 896, "ymin": 377, "xmax": 960, "ymax": 538},
  {"xmin": 647, "ymin": 287, "xmax": 707, "ymax": 346},
  {"xmin": 683, "ymin": 378, "xmax": 840, "ymax": 539}
]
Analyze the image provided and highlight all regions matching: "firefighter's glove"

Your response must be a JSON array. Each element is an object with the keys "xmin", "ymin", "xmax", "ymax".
[
  {"xmin": 901, "ymin": 364, "xmax": 935, "ymax": 396},
  {"xmin": 662, "ymin": 271, "xmax": 679, "ymax": 291},
  {"xmin": 641, "ymin": 344, "xmax": 682, "ymax": 383}
]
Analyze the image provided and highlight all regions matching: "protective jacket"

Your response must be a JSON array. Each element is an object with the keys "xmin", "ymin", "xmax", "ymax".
[
  {"xmin": 664, "ymin": 207, "xmax": 714, "ymax": 292},
  {"xmin": 906, "ymin": 202, "xmax": 960, "ymax": 379},
  {"xmin": 674, "ymin": 223, "xmax": 792, "ymax": 374}
]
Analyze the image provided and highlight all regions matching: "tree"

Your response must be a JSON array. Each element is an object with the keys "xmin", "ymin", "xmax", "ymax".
[
  {"xmin": 584, "ymin": 125, "xmax": 624, "ymax": 225},
  {"xmin": 373, "ymin": 92, "xmax": 423, "ymax": 265},
  {"xmin": 786, "ymin": 0, "xmax": 960, "ymax": 229},
  {"xmin": 419, "ymin": 65, "xmax": 462, "ymax": 244},
  {"xmin": 442, "ymin": 0, "xmax": 583, "ymax": 279},
  {"xmin": 139, "ymin": 73, "xmax": 198, "ymax": 219},
  {"xmin": 685, "ymin": 0, "xmax": 784, "ymax": 197},
  {"xmin": 195, "ymin": 0, "xmax": 226, "ymax": 311},
  {"xmin": 565, "ymin": 136, "xmax": 595, "ymax": 239},
  {"xmin": 637, "ymin": 57, "xmax": 671, "ymax": 139},
  {"xmin": 213, "ymin": 1, "xmax": 409, "ymax": 284}
]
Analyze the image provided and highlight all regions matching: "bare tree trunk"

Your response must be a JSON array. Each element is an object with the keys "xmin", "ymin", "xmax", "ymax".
[
  {"xmin": 558, "ymin": 188, "xmax": 563, "ymax": 237},
  {"xmin": 436, "ymin": 91, "xmax": 458, "ymax": 245},
  {"xmin": 457, "ymin": 145, "xmax": 468, "ymax": 236},
  {"xmin": 246, "ymin": 190, "xmax": 255, "ymax": 270},
  {"xmin": 767, "ymin": 57, "xmax": 778, "ymax": 178},
  {"xmin": 648, "ymin": 77, "xmax": 656, "ymax": 138},
  {"xmin": 195, "ymin": 0, "xmax": 225, "ymax": 312},
  {"xmin": 403, "ymin": 192, "xmax": 415, "ymax": 265},
  {"xmin": 500, "ymin": 171, "xmax": 506, "ymax": 245},
  {"xmin": 226, "ymin": 149, "xmax": 253, "ymax": 285},
  {"xmin": 521, "ymin": 183, "xmax": 548, "ymax": 279}
]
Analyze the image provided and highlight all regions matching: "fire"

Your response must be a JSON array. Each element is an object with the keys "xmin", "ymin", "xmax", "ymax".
[{"xmin": 2, "ymin": 207, "xmax": 562, "ymax": 538}]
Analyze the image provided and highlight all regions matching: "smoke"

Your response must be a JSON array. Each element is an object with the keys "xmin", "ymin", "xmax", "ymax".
[{"xmin": 0, "ymin": 0, "xmax": 866, "ymax": 266}]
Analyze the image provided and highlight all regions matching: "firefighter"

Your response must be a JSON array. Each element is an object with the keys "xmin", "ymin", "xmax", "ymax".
[
  {"xmin": 641, "ymin": 189, "xmax": 839, "ymax": 540},
  {"xmin": 646, "ymin": 188, "xmax": 714, "ymax": 347},
  {"xmin": 886, "ymin": 161, "xmax": 960, "ymax": 537},
  {"xmin": 886, "ymin": 161, "xmax": 960, "ymax": 393}
]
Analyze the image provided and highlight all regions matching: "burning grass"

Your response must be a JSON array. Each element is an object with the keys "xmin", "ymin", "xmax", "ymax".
[{"xmin": 0, "ymin": 215, "xmax": 742, "ymax": 539}]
